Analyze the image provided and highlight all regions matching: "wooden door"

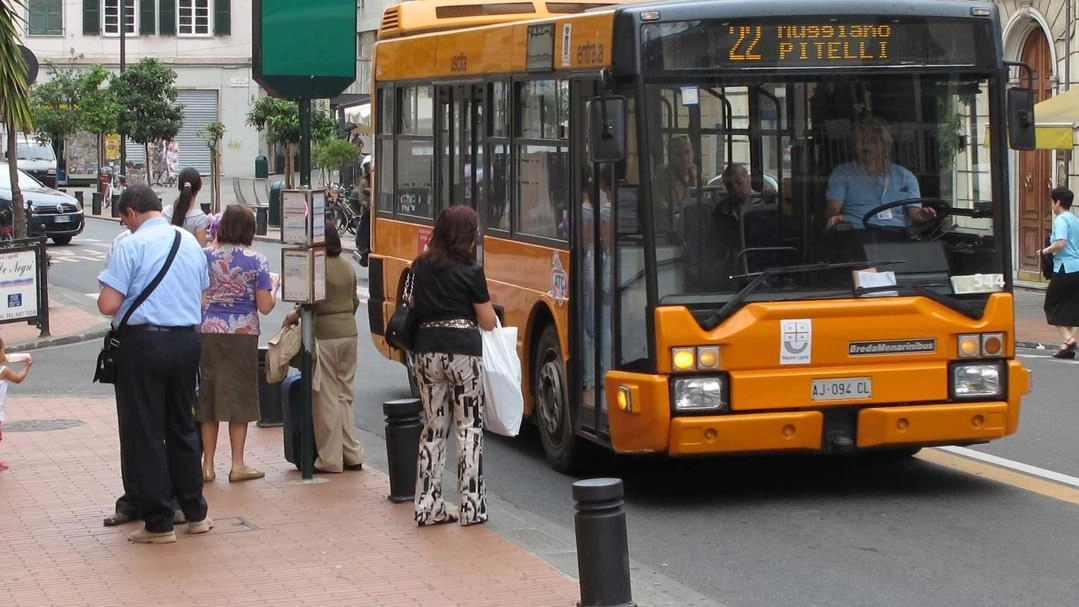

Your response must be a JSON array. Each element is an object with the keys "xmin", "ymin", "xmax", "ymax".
[{"xmin": 1017, "ymin": 31, "xmax": 1054, "ymax": 276}]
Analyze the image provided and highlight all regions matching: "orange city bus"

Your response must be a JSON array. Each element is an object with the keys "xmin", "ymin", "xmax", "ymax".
[{"xmin": 367, "ymin": 0, "xmax": 1033, "ymax": 472}]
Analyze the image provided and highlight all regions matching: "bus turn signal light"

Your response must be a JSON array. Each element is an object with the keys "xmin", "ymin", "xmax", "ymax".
[
  {"xmin": 981, "ymin": 333, "xmax": 1004, "ymax": 356},
  {"xmin": 958, "ymin": 334, "xmax": 981, "ymax": 358},
  {"xmin": 617, "ymin": 386, "xmax": 633, "ymax": 413},
  {"xmin": 672, "ymin": 348, "xmax": 696, "ymax": 371}
]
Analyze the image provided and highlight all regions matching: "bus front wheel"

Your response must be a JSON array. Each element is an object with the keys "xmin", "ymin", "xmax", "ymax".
[{"xmin": 533, "ymin": 324, "xmax": 580, "ymax": 473}]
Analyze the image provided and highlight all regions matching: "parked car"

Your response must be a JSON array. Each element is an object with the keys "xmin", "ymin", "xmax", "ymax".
[
  {"xmin": 0, "ymin": 163, "xmax": 84, "ymax": 245},
  {"xmin": 0, "ymin": 133, "xmax": 58, "ymax": 188}
]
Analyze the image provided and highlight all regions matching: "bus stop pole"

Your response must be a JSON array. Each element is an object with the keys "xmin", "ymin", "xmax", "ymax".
[{"xmin": 298, "ymin": 97, "xmax": 315, "ymax": 481}]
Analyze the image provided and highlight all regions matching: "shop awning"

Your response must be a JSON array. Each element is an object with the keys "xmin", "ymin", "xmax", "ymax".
[{"xmin": 1033, "ymin": 87, "xmax": 1079, "ymax": 150}]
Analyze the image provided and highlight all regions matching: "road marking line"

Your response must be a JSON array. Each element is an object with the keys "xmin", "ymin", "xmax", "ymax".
[
  {"xmin": 921, "ymin": 448, "xmax": 1079, "ymax": 506},
  {"xmin": 937, "ymin": 446, "xmax": 1079, "ymax": 488},
  {"xmin": 84, "ymin": 293, "xmax": 97, "ymax": 299}
]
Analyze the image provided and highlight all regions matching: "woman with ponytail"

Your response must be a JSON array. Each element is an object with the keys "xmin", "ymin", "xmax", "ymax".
[{"xmin": 163, "ymin": 167, "xmax": 211, "ymax": 246}]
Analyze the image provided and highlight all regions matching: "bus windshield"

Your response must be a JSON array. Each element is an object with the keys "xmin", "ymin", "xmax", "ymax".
[{"xmin": 643, "ymin": 73, "xmax": 1003, "ymax": 306}]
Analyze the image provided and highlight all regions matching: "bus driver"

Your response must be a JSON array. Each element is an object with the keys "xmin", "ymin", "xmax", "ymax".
[{"xmin": 825, "ymin": 117, "xmax": 935, "ymax": 230}]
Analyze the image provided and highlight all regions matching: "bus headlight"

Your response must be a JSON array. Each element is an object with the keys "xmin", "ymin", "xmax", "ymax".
[
  {"xmin": 951, "ymin": 363, "xmax": 1003, "ymax": 399},
  {"xmin": 672, "ymin": 376, "xmax": 728, "ymax": 412}
]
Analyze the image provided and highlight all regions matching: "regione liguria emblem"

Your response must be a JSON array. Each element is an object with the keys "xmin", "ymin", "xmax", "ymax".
[
  {"xmin": 780, "ymin": 319, "xmax": 811, "ymax": 364},
  {"xmin": 548, "ymin": 251, "xmax": 568, "ymax": 304}
]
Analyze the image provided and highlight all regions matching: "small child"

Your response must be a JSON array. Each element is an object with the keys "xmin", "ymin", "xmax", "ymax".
[{"xmin": 0, "ymin": 338, "xmax": 33, "ymax": 472}]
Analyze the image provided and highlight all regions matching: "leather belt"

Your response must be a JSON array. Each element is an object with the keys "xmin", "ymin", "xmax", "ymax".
[
  {"xmin": 419, "ymin": 319, "xmax": 477, "ymax": 329},
  {"xmin": 126, "ymin": 324, "xmax": 196, "ymax": 333}
]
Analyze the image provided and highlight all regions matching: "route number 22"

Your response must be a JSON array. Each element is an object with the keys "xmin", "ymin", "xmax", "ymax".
[{"xmin": 728, "ymin": 26, "xmax": 763, "ymax": 61}]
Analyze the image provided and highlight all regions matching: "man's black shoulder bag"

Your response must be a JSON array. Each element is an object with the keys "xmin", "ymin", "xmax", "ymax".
[{"xmin": 93, "ymin": 231, "xmax": 182, "ymax": 384}]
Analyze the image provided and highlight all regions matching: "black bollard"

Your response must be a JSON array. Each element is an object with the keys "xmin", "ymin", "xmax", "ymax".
[
  {"xmin": 74, "ymin": 191, "xmax": 84, "ymax": 208},
  {"xmin": 383, "ymin": 397, "xmax": 423, "ymax": 503},
  {"xmin": 110, "ymin": 195, "xmax": 120, "ymax": 217},
  {"xmin": 573, "ymin": 478, "xmax": 635, "ymax": 607},
  {"xmin": 91, "ymin": 192, "xmax": 101, "ymax": 215}
]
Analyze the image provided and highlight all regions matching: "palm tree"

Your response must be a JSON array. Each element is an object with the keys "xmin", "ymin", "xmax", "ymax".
[{"xmin": 1, "ymin": 0, "xmax": 34, "ymax": 239}]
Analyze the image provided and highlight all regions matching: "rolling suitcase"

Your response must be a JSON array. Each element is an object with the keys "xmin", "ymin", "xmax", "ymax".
[{"xmin": 280, "ymin": 374, "xmax": 317, "ymax": 470}]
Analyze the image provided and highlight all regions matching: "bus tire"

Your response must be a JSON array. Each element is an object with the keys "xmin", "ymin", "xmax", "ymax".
[{"xmin": 533, "ymin": 324, "xmax": 580, "ymax": 472}]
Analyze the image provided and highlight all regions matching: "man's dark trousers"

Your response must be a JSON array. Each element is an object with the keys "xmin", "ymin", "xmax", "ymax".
[{"xmin": 115, "ymin": 327, "xmax": 207, "ymax": 533}]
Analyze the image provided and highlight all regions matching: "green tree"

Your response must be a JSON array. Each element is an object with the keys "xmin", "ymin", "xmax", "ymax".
[
  {"xmin": 246, "ymin": 97, "xmax": 334, "ymax": 188},
  {"xmin": 110, "ymin": 58, "xmax": 183, "ymax": 184},
  {"xmin": 1, "ymin": 0, "xmax": 34, "ymax": 238},
  {"xmin": 313, "ymin": 136, "xmax": 359, "ymax": 184},
  {"xmin": 29, "ymin": 62, "xmax": 117, "ymax": 174},
  {"xmin": 199, "ymin": 121, "xmax": 225, "ymax": 211}
]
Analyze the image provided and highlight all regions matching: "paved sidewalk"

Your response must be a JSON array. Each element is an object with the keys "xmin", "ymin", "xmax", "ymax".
[{"xmin": 0, "ymin": 396, "xmax": 579, "ymax": 607}]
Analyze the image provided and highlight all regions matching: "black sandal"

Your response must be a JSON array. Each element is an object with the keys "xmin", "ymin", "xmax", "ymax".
[
  {"xmin": 103, "ymin": 512, "xmax": 136, "ymax": 527},
  {"xmin": 1052, "ymin": 346, "xmax": 1076, "ymax": 359}
]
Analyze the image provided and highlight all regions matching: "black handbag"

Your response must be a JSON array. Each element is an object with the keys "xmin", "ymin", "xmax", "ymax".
[
  {"xmin": 385, "ymin": 269, "xmax": 416, "ymax": 351},
  {"xmin": 1042, "ymin": 233, "xmax": 1055, "ymax": 280},
  {"xmin": 93, "ymin": 231, "xmax": 182, "ymax": 384}
]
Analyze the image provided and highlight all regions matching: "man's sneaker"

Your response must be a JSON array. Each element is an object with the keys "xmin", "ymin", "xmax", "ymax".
[
  {"xmin": 187, "ymin": 517, "xmax": 214, "ymax": 535},
  {"xmin": 127, "ymin": 527, "xmax": 177, "ymax": 544}
]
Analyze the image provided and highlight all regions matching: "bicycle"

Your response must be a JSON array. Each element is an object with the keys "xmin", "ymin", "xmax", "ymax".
[{"xmin": 326, "ymin": 183, "xmax": 362, "ymax": 235}]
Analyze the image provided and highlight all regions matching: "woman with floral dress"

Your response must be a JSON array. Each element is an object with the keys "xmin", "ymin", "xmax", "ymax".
[{"xmin": 197, "ymin": 204, "xmax": 277, "ymax": 482}]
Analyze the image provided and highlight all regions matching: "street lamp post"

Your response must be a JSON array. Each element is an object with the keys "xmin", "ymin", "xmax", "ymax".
[{"xmin": 118, "ymin": 0, "xmax": 127, "ymax": 180}]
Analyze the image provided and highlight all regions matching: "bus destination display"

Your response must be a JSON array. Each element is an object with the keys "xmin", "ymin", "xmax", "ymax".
[{"xmin": 643, "ymin": 19, "xmax": 987, "ymax": 70}]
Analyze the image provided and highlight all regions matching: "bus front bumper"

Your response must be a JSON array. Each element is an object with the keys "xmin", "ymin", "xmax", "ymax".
[{"xmin": 667, "ymin": 402, "xmax": 1010, "ymax": 456}]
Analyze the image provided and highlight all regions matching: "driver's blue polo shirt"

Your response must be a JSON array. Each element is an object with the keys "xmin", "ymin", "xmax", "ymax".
[{"xmin": 826, "ymin": 161, "xmax": 921, "ymax": 229}]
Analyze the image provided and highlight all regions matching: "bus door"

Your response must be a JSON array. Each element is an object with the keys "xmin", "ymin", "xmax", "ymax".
[
  {"xmin": 435, "ymin": 84, "xmax": 484, "ymax": 213},
  {"xmin": 577, "ymin": 87, "xmax": 616, "ymax": 436}
]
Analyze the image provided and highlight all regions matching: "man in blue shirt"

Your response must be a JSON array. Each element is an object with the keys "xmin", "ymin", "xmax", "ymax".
[
  {"xmin": 97, "ymin": 184, "xmax": 212, "ymax": 544},
  {"xmin": 826, "ymin": 117, "xmax": 935, "ymax": 230}
]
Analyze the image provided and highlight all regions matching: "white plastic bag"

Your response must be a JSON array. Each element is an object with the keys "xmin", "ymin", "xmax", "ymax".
[{"xmin": 481, "ymin": 319, "xmax": 523, "ymax": 437}]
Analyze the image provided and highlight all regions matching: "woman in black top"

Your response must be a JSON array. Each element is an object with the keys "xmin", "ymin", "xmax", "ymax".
[{"xmin": 411, "ymin": 205, "xmax": 497, "ymax": 526}]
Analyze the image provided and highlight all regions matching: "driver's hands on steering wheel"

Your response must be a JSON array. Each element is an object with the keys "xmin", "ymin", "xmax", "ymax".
[{"xmin": 911, "ymin": 206, "xmax": 937, "ymax": 223}]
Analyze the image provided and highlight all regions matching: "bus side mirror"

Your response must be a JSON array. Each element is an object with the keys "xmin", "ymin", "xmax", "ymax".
[
  {"xmin": 1007, "ymin": 86, "xmax": 1036, "ymax": 151},
  {"xmin": 590, "ymin": 96, "xmax": 627, "ymax": 163}
]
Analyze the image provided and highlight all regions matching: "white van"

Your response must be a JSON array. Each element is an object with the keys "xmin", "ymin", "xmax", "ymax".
[{"xmin": 0, "ymin": 133, "xmax": 58, "ymax": 188}]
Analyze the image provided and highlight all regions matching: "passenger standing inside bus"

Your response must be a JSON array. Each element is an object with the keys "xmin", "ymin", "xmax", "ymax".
[
  {"xmin": 652, "ymin": 136, "xmax": 697, "ymax": 232},
  {"xmin": 1041, "ymin": 187, "xmax": 1079, "ymax": 359},
  {"xmin": 825, "ymin": 118, "xmax": 934, "ymax": 230},
  {"xmin": 410, "ymin": 205, "xmax": 497, "ymax": 526}
]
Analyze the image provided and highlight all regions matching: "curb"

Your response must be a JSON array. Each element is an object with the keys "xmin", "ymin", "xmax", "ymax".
[{"xmin": 8, "ymin": 326, "xmax": 110, "ymax": 353}]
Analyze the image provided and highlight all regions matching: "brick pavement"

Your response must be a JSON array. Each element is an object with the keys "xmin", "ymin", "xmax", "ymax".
[{"xmin": 0, "ymin": 396, "xmax": 580, "ymax": 607}]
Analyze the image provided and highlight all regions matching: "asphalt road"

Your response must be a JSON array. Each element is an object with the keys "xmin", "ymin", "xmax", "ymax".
[{"xmin": 29, "ymin": 218, "xmax": 1079, "ymax": 607}]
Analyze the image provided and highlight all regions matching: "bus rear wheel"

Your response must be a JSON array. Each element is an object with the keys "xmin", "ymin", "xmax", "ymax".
[{"xmin": 533, "ymin": 324, "xmax": 580, "ymax": 472}]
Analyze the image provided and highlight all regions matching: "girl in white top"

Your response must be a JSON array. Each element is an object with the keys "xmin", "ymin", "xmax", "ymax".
[
  {"xmin": 162, "ymin": 167, "xmax": 210, "ymax": 246},
  {"xmin": 0, "ymin": 336, "xmax": 33, "ymax": 472}
]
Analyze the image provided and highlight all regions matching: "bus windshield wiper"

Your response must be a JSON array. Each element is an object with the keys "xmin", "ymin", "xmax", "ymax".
[{"xmin": 701, "ymin": 260, "xmax": 904, "ymax": 330}]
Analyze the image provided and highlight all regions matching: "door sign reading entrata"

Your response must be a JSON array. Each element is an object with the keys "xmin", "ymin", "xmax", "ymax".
[{"xmin": 780, "ymin": 319, "xmax": 812, "ymax": 365}]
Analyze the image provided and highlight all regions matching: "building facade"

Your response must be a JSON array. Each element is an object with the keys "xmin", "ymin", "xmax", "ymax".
[
  {"xmin": 20, "ymin": 0, "xmax": 259, "ymax": 181},
  {"xmin": 995, "ymin": 0, "xmax": 1078, "ymax": 280}
]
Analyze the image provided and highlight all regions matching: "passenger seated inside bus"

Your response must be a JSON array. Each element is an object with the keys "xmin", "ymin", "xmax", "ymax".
[{"xmin": 653, "ymin": 136, "xmax": 696, "ymax": 232}]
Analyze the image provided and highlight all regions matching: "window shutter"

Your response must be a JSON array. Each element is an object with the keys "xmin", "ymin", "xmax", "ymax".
[
  {"xmin": 213, "ymin": 0, "xmax": 230, "ymax": 36},
  {"xmin": 140, "ymin": 0, "xmax": 155, "ymax": 35},
  {"xmin": 159, "ymin": 0, "xmax": 175, "ymax": 35},
  {"xmin": 82, "ymin": 0, "xmax": 99, "ymax": 35}
]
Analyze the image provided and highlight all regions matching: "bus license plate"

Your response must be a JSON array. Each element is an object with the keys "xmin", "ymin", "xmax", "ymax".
[{"xmin": 811, "ymin": 377, "xmax": 872, "ymax": 401}]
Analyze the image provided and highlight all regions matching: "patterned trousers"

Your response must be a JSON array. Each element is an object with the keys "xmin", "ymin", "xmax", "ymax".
[{"xmin": 413, "ymin": 351, "xmax": 488, "ymax": 526}]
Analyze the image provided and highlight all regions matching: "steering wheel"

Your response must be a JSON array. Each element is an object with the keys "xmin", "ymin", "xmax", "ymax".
[{"xmin": 862, "ymin": 197, "xmax": 951, "ymax": 240}]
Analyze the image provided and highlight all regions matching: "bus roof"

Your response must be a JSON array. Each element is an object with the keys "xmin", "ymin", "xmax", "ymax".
[{"xmin": 378, "ymin": 0, "xmax": 635, "ymax": 39}]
